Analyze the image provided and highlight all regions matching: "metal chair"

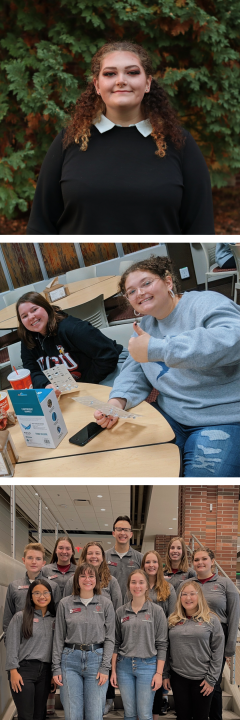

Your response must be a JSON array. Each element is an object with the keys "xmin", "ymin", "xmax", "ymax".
[
  {"xmin": 64, "ymin": 293, "xmax": 108, "ymax": 329},
  {"xmin": 228, "ymin": 245, "xmax": 240, "ymax": 302},
  {"xmin": 119, "ymin": 260, "xmax": 135, "ymax": 274},
  {"xmin": 66, "ymin": 266, "xmax": 96, "ymax": 283},
  {"xmin": 201, "ymin": 243, "xmax": 237, "ymax": 296},
  {"xmin": 2, "ymin": 284, "xmax": 35, "ymax": 306},
  {"xmin": 8, "ymin": 342, "xmax": 23, "ymax": 372}
]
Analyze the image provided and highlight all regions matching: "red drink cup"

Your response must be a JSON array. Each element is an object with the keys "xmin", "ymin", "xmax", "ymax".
[
  {"xmin": 0, "ymin": 391, "xmax": 10, "ymax": 412},
  {"xmin": 7, "ymin": 369, "xmax": 33, "ymax": 390}
]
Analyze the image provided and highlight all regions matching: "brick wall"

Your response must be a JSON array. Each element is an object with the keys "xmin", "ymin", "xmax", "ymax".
[{"xmin": 178, "ymin": 485, "xmax": 239, "ymax": 582}]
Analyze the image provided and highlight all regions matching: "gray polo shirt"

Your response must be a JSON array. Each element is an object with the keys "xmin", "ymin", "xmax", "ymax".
[
  {"xmin": 52, "ymin": 593, "xmax": 115, "ymax": 676},
  {"xmin": 163, "ymin": 614, "xmax": 224, "ymax": 686},
  {"xmin": 63, "ymin": 574, "xmax": 122, "ymax": 612},
  {"xmin": 115, "ymin": 600, "xmax": 168, "ymax": 660},
  {"xmin": 105, "ymin": 546, "xmax": 143, "ymax": 601},
  {"xmin": 164, "ymin": 568, "xmax": 196, "ymax": 593},
  {"xmin": 6, "ymin": 609, "xmax": 55, "ymax": 670},
  {"xmin": 193, "ymin": 574, "xmax": 240, "ymax": 657},
  {"xmin": 42, "ymin": 562, "xmax": 77, "ymax": 598},
  {"xmin": 3, "ymin": 571, "xmax": 61, "ymax": 634},
  {"xmin": 123, "ymin": 585, "xmax": 177, "ymax": 617}
]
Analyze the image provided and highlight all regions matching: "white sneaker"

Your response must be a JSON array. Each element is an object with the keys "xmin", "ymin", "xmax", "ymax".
[{"xmin": 104, "ymin": 700, "xmax": 114, "ymax": 714}]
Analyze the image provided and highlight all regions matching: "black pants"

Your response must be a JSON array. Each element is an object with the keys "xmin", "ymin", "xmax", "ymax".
[
  {"xmin": 106, "ymin": 670, "xmax": 115, "ymax": 701},
  {"xmin": 209, "ymin": 623, "xmax": 228, "ymax": 720},
  {"xmin": 221, "ymin": 258, "xmax": 236, "ymax": 269},
  {"xmin": 152, "ymin": 686, "xmax": 163, "ymax": 714},
  {"xmin": 10, "ymin": 660, "xmax": 52, "ymax": 720},
  {"xmin": 170, "ymin": 669, "xmax": 213, "ymax": 720}
]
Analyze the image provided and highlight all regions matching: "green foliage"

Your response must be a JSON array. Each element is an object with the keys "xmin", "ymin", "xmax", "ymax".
[{"xmin": 1, "ymin": 0, "xmax": 240, "ymax": 218}]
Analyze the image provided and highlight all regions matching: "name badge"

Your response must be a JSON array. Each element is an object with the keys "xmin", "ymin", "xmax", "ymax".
[
  {"xmin": 33, "ymin": 618, "xmax": 39, "ymax": 623},
  {"xmin": 18, "ymin": 585, "xmax": 29, "ymax": 589},
  {"xmin": 121, "ymin": 616, "xmax": 130, "ymax": 623},
  {"xmin": 49, "ymin": 575, "xmax": 58, "ymax": 579},
  {"xmin": 108, "ymin": 561, "xmax": 118, "ymax": 567},
  {"xmin": 70, "ymin": 608, "xmax": 81, "ymax": 613}
]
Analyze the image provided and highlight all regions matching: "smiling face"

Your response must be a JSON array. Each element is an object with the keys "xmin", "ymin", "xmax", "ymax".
[
  {"xmin": 56, "ymin": 540, "xmax": 73, "ymax": 565},
  {"xmin": 94, "ymin": 51, "xmax": 151, "ymax": 117},
  {"xmin": 31, "ymin": 583, "xmax": 51, "ymax": 612},
  {"xmin": 113, "ymin": 520, "xmax": 133, "ymax": 546},
  {"xmin": 129, "ymin": 572, "xmax": 148, "ymax": 599},
  {"xmin": 86, "ymin": 545, "xmax": 103, "ymax": 569},
  {"xmin": 193, "ymin": 551, "xmax": 214, "ymax": 579},
  {"xmin": 18, "ymin": 302, "xmax": 49, "ymax": 336},
  {"xmin": 144, "ymin": 552, "xmax": 159, "ymax": 579},
  {"xmin": 78, "ymin": 570, "xmax": 96, "ymax": 594},
  {"xmin": 180, "ymin": 583, "xmax": 199, "ymax": 615},
  {"xmin": 124, "ymin": 270, "xmax": 174, "ymax": 319},
  {"xmin": 169, "ymin": 540, "xmax": 183, "ymax": 566}
]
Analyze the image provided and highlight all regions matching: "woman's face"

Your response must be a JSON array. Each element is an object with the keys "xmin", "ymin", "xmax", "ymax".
[
  {"xmin": 169, "ymin": 541, "xmax": 183, "ymax": 564},
  {"xmin": 78, "ymin": 570, "xmax": 96, "ymax": 593},
  {"xmin": 56, "ymin": 540, "xmax": 72, "ymax": 564},
  {"xmin": 86, "ymin": 545, "xmax": 103, "ymax": 569},
  {"xmin": 193, "ymin": 551, "xmax": 214, "ymax": 578},
  {"xmin": 31, "ymin": 584, "xmax": 51, "ymax": 611},
  {"xmin": 94, "ymin": 51, "xmax": 151, "ymax": 113},
  {"xmin": 180, "ymin": 583, "xmax": 199, "ymax": 614},
  {"xmin": 129, "ymin": 572, "xmax": 148, "ymax": 598},
  {"xmin": 124, "ymin": 271, "xmax": 173, "ymax": 317},
  {"xmin": 18, "ymin": 302, "xmax": 49, "ymax": 336},
  {"xmin": 144, "ymin": 553, "xmax": 159, "ymax": 578}
]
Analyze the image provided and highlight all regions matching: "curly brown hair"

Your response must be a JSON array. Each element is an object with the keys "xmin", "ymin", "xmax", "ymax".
[
  {"xmin": 79, "ymin": 542, "xmax": 111, "ymax": 589},
  {"xmin": 141, "ymin": 551, "xmax": 171, "ymax": 602},
  {"xmin": 16, "ymin": 291, "xmax": 66, "ymax": 350},
  {"xmin": 119, "ymin": 256, "xmax": 182, "ymax": 298},
  {"xmin": 63, "ymin": 41, "xmax": 184, "ymax": 157}
]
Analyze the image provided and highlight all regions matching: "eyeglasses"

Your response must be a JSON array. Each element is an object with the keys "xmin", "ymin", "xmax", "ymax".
[
  {"xmin": 114, "ymin": 527, "xmax": 132, "ymax": 533},
  {"xmin": 124, "ymin": 278, "xmax": 159, "ymax": 300},
  {"xmin": 32, "ymin": 591, "xmax": 51, "ymax": 598},
  {"xmin": 181, "ymin": 592, "xmax": 198, "ymax": 598}
]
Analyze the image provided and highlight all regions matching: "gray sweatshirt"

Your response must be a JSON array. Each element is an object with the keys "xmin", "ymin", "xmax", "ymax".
[
  {"xmin": 109, "ymin": 291, "xmax": 240, "ymax": 426},
  {"xmin": 52, "ymin": 593, "xmax": 115, "ymax": 676},
  {"xmin": 3, "ymin": 571, "xmax": 61, "ymax": 634},
  {"xmin": 42, "ymin": 562, "xmax": 77, "ymax": 598},
  {"xmin": 6, "ymin": 609, "xmax": 55, "ymax": 670},
  {"xmin": 164, "ymin": 568, "xmax": 196, "ymax": 593},
  {"xmin": 163, "ymin": 614, "xmax": 224, "ymax": 686},
  {"xmin": 63, "ymin": 574, "xmax": 122, "ymax": 612},
  {"xmin": 193, "ymin": 574, "xmax": 240, "ymax": 656},
  {"xmin": 115, "ymin": 600, "xmax": 168, "ymax": 660},
  {"xmin": 105, "ymin": 546, "xmax": 143, "ymax": 602},
  {"xmin": 124, "ymin": 584, "xmax": 177, "ymax": 617}
]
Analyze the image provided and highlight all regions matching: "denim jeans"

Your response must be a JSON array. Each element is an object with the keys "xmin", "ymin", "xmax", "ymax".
[
  {"xmin": 116, "ymin": 655, "xmax": 157, "ymax": 720},
  {"xmin": 151, "ymin": 403, "xmax": 240, "ymax": 477},
  {"xmin": 60, "ymin": 647, "xmax": 108, "ymax": 720}
]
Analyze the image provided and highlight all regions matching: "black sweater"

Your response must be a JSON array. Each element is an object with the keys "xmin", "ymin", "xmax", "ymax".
[
  {"xmin": 20, "ymin": 315, "xmax": 123, "ymax": 388},
  {"xmin": 27, "ymin": 126, "xmax": 214, "ymax": 235}
]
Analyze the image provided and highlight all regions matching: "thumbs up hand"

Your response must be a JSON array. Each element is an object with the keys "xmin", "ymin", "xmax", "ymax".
[{"xmin": 128, "ymin": 322, "xmax": 151, "ymax": 363}]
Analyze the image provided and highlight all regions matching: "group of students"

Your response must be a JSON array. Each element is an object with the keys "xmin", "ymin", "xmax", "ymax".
[{"xmin": 3, "ymin": 515, "xmax": 240, "ymax": 720}]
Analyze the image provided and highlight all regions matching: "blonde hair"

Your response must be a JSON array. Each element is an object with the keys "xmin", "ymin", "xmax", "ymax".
[
  {"xmin": 23, "ymin": 543, "xmax": 45, "ymax": 558},
  {"xmin": 79, "ymin": 541, "xmax": 111, "ymax": 589},
  {"xmin": 165, "ymin": 536, "xmax": 189, "ymax": 573},
  {"xmin": 141, "ymin": 550, "xmax": 171, "ymax": 602},
  {"xmin": 168, "ymin": 580, "xmax": 212, "ymax": 627},
  {"xmin": 127, "ymin": 568, "xmax": 150, "ymax": 601}
]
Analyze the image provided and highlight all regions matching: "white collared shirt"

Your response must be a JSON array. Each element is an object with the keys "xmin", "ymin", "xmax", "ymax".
[{"xmin": 94, "ymin": 113, "xmax": 153, "ymax": 137}]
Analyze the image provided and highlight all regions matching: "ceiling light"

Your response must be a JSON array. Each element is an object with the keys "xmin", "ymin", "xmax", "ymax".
[
  {"xmin": 172, "ymin": 518, "xmax": 177, "ymax": 520},
  {"xmin": 97, "ymin": 495, "xmax": 102, "ymax": 498},
  {"xmin": 45, "ymin": 507, "xmax": 48, "ymax": 510},
  {"xmin": 104, "ymin": 524, "xmax": 108, "ymax": 526},
  {"xmin": 35, "ymin": 493, "xmax": 38, "ymax": 496},
  {"xmin": 169, "ymin": 527, "xmax": 173, "ymax": 529},
  {"xmin": 107, "ymin": 542, "xmax": 111, "ymax": 544},
  {"xmin": 101, "ymin": 509, "xmax": 105, "ymax": 511}
]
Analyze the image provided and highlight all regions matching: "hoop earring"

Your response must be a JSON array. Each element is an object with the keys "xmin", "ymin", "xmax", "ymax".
[
  {"xmin": 168, "ymin": 289, "xmax": 175, "ymax": 299},
  {"xmin": 134, "ymin": 309, "xmax": 141, "ymax": 317}
]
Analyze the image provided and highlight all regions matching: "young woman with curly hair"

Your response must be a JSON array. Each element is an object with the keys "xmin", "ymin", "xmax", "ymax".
[
  {"xmin": 27, "ymin": 41, "xmax": 214, "ymax": 235},
  {"xmin": 94, "ymin": 256, "xmax": 240, "ymax": 477}
]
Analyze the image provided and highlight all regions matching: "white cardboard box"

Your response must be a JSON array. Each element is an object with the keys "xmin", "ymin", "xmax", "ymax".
[{"xmin": 8, "ymin": 388, "xmax": 67, "ymax": 449}]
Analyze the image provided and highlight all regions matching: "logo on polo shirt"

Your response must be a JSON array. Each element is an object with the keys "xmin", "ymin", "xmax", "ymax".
[
  {"xmin": 70, "ymin": 608, "xmax": 81, "ymax": 613},
  {"xmin": 121, "ymin": 616, "xmax": 130, "ymax": 623},
  {"xmin": 18, "ymin": 585, "xmax": 29, "ymax": 589},
  {"xmin": 127, "ymin": 560, "xmax": 136, "ymax": 567},
  {"xmin": 142, "ymin": 613, "xmax": 152, "ymax": 622},
  {"xmin": 94, "ymin": 604, "xmax": 103, "ymax": 613}
]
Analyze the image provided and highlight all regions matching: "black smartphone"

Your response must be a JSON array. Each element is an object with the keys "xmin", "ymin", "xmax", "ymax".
[{"xmin": 69, "ymin": 422, "xmax": 105, "ymax": 446}]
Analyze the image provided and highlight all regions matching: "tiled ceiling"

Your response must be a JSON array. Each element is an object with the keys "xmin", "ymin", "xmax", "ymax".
[{"xmin": 1, "ymin": 484, "xmax": 130, "ymax": 555}]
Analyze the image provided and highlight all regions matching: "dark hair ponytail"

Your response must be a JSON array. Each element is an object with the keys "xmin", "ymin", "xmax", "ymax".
[{"xmin": 22, "ymin": 579, "xmax": 55, "ymax": 639}]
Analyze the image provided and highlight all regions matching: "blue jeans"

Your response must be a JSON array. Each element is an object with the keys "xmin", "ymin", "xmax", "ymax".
[
  {"xmin": 60, "ymin": 647, "xmax": 107, "ymax": 720},
  {"xmin": 151, "ymin": 403, "xmax": 240, "ymax": 477},
  {"xmin": 116, "ymin": 655, "xmax": 157, "ymax": 720}
]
